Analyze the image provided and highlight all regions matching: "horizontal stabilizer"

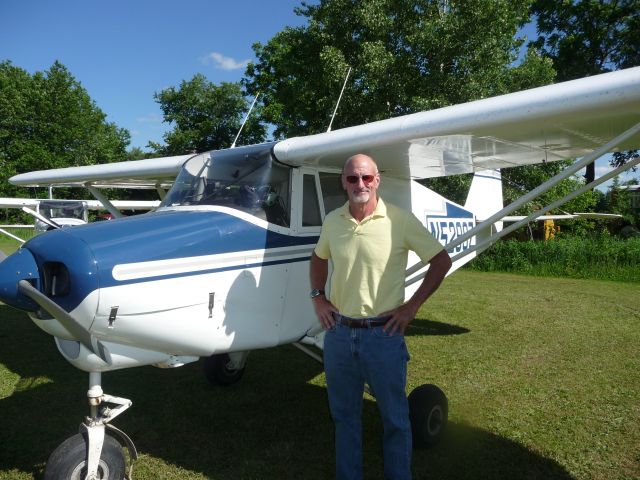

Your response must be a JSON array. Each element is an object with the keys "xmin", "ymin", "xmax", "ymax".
[{"xmin": 502, "ymin": 213, "xmax": 623, "ymax": 222}]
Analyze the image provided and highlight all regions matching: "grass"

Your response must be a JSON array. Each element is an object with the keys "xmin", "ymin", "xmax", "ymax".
[
  {"xmin": 0, "ymin": 271, "xmax": 639, "ymax": 479},
  {"xmin": 466, "ymin": 237, "xmax": 640, "ymax": 282},
  {"xmin": 0, "ymin": 229, "xmax": 31, "ymax": 255}
]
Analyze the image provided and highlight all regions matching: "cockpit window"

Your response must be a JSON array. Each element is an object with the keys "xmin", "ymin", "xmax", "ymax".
[
  {"xmin": 38, "ymin": 200, "xmax": 87, "ymax": 221},
  {"xmin": 160, "ymin": 145, "xmax": 290, "ymax": 227}
]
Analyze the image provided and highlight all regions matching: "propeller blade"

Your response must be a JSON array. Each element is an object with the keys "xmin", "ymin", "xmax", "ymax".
[{"xmin": 17, "ymin": 280, "xmax": 110, "ymax": 364}]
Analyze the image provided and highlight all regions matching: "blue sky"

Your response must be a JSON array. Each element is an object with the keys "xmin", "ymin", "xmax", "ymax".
[
  {"xmin": 0, "ymin": 0, "xmax": 635, "ymax": 189},
  {"xmin": 0, "ymin": 0, "xmax": 307, "ymax": 149}
]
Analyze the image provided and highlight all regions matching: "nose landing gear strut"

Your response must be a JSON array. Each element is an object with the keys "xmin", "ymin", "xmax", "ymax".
[{"xmin": 44, "ymin": 372, "xmax": 138, "ymax": 480}]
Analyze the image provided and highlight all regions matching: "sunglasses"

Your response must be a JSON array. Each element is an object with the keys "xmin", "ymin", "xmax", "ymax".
[{"xmin": 345, "ymin": 174, "xmax": 376, "ymax": 185}]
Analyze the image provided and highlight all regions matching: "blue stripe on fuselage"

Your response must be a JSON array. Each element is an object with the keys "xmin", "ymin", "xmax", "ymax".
[{"xmin": 24, "ymin": 210, "xmax": 318, "ymax": 311}]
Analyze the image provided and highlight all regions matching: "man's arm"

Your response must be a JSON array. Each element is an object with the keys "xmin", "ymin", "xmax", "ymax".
[
  {"xmin": 309, "ymin": 252, "xmax": 338, "ymax": 329},
  {"xmin": 384, "ymin": 249, "xmax": 452, "ymax": 335}
]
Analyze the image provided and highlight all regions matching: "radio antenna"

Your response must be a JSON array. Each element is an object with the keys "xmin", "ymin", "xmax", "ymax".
[
  {"xmin": 231, "ymin": 93, "xmax": 260, "ymax": 148},
  {"xmin": 327, "ymin": 67, "xmax": 351, "ymax": 133}
]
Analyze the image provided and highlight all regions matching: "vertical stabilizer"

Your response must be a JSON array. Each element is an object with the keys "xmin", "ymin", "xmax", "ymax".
[{"xmin": 464, "ymin": 169, "xmax": 503, "ymax": 232}]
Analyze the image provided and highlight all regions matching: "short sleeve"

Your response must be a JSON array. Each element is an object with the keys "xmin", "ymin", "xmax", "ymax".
[
  {"xmin": 404, "ymin": 212, "xmax": 443, "ymax": 263},
  {"xmin": 314, "ymin": 222, "xmax": 332, "ymax": 260}
]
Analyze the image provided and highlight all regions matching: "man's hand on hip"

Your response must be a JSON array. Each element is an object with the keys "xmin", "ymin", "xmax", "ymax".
[
  {"xmin": 313, "ymin": 296, "xmax": 338, "ymax": 330},
  {"xmin": 382, "ymin": 302, "xmax": 419, "ymax": 335}
]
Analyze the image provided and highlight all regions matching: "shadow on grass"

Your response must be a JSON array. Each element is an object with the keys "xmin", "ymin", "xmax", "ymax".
[
  {"xmin": 0, "ymin": 306, "xmax": 571, "ymax": 479},
  {"xmin": 406, "ymin": 318, "xmax": 470, "ymax": 337}
]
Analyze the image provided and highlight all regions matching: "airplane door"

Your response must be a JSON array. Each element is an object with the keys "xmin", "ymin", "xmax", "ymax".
[{"xmin": 278, "ymin": 168, "xmax": 331, "ymax": 343}]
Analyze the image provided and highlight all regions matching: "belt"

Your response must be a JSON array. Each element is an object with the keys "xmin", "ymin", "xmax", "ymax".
[{"xmin": 333, "ymin": 313, "xmax": 391, "ymax": 328}]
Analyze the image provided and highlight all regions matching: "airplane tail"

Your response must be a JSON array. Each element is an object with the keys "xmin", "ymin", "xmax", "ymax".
[{"xmin": 464, "ymin": 169, "xmax": 503, "ymax": 233}]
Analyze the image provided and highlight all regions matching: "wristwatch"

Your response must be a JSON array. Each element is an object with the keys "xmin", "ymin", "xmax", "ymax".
[{"xmin": 310, "ymin": 289, "xmax": 325, "ymax": 299}]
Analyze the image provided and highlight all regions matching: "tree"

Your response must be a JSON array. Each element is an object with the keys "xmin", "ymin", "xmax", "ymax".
[
  {"xmin": 530, "ymin": 0, "xmax": 640, "ymax": 182},
  {"xmin": 150, "ymin": 76, "xmax": 266, "ymax": 155},
  {"xmin": 502, "ymin": 160, "xmax": 599, "ymax": 216},
  {"xmin": 245, "ymin": 0, "xmax": 555, "ymax": 140},
  {"xmin": 244, "ymin": 0, "xmax": 556, "ymax": 201},
  {"xmin": 0, "ymin": 61, "xmax": 130, "ymax": 198}
]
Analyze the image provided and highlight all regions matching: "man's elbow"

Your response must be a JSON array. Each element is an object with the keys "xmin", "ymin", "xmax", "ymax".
[{"xmin": 432, "ymin": 249, "xmax": 452, "ymax": 276}]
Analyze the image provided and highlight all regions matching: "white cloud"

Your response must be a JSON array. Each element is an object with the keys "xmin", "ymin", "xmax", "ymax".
[
  {"xmin": 136, "ymin": 113, "xmax": 163, "ymax": 124},
  {"xmin": 595, "ymin": 161, "xmax": 638, "ymax": 192},
  {"xmin": 201, "ymin": 52, "xmax": 250, "ymax": 71}
]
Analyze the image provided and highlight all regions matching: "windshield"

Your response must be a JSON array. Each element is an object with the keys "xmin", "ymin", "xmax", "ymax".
[
  {"xmin": 160, "ymin": 144, "xmax": 290, "ymax": 227},
  {"xmin": 38, "ymin": 200, "xmax": 87, "ymax": 220}
]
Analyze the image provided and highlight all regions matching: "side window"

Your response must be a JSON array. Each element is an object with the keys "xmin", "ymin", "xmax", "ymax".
[
  {"xmin": 302, "ymin": 174, "xmax": 322, "ymax": 226},
  {"xmin": 319, "ymin": 172, "xmax": 347, "ymax": 215}
]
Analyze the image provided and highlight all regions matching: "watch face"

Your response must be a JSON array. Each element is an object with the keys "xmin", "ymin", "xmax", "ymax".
[{"xmin": 310, "ymin": 289, "xmax": 323, "ymax": 298}]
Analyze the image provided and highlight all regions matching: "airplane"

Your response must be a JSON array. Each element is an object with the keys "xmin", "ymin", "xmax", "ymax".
[{"xmin": 0, "ymin": 66, "xmax": 639, "ymax": 479}]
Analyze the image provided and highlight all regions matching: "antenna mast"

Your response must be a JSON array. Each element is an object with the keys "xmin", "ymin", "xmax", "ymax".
[
  {"xmin": 327, "ymin": 67, "xmax": 352, "ymax": 133},
  {"xmin": 231, "ymin": 93, "xmax": 260, "ymax": 149}
]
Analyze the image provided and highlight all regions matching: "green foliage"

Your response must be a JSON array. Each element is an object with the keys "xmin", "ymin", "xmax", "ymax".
[
  {"xmin": 0, "ymin": 61, "xmax": 130, "ymax": 199},
  {"xmin": 530, "ymin": 0, "xmax": 640, "ymax": 81},
  {"xmin": 467, "ymin": 236, "xmax": 640, "ymax": 282},
  {"xmin": 151, "ymin": 76, "xmax": 266, "ymax": 155},
  {"xmin": 502, "ymin": 160, "xmax": 599, "ymax": 218},
  {"xmin": 244, "ymin": 0, "xmax": 556, "ymax": 139},
  {"xmin": 600, "ymin": 175, "xmax": 640, "ymax": 226}
]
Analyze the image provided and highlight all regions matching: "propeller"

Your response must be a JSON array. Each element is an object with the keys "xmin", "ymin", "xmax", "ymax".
[{"xmin": 17, "ymin": 280, "xmax": 110, "ymax": 364}]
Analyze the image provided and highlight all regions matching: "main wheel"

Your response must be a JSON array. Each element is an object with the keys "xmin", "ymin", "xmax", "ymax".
[
  {"xmin": 44, "ymin": 432, "xmax": 125, "ymax": 480},
  {"xmin": 203, "ymin": 353, "xmax": 245, "ymax": 386},
  {"xmin": 408, "ymin": 384, "xmax": 448, "ymax": 449}
]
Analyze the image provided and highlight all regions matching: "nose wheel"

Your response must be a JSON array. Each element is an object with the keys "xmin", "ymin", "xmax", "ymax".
[
  {"xmin": 44, "ymin": 372, "xmax": 137, "ymax": 480},
  {"xmin": 44, "ymin": 432, "xmax": 125, "ymax": 480}
]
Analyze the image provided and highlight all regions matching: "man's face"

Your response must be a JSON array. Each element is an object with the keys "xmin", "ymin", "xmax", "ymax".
[{"xmin": 341, "ymin": 156, "xmax": 380, "ymax": 205}]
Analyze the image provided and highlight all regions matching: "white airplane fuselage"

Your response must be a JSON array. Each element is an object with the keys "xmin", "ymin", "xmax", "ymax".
[{"xmin": 0, "ymin": 145, "xmax": 493, "ymax": 374}]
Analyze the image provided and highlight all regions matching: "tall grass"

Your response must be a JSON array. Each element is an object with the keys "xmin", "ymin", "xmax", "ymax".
[{"xmin": 467, "ymin": 237, "xmax": 640, "ymax": 282}]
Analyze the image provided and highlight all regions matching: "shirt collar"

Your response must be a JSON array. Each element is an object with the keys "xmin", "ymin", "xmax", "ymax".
[{"xmin": 339, "ymin": 197, "xmax": 387, "ymax": 220}]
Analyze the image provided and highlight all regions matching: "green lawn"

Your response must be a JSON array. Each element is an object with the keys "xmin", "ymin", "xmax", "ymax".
[
  {"xmin": 0, "ymin": 229, "xmax": 31, "ymax": 255},
  {"xmin": 0, "ymin": 271, "xmax": 638, "ymax": 479}
]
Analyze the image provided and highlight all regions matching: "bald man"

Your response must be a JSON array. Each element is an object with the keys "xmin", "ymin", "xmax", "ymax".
[{"xmin": 310, "ymin": 154, "xmax": 452, "ymax": 480}]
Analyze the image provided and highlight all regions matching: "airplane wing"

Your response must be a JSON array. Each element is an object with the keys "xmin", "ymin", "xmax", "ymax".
[
  {"xmin": 274, "ymin": 67, "xmax": 640, "ymax": 178},
  {"xmin": 9, "ymin": 154, "xmax": 195, "ymax": 188},
  {"xmin": 0, "ymin": 198, "xmax": 159, "ymax": 211},
  {"xmin": 8, "ymin": 67, "xmax": 640, "ymax": 188}
]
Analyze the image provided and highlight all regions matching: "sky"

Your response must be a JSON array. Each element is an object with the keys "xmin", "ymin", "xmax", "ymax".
[
  {"xmin": 0, "ymin": 0, "xmax": 307, "ymax": 149},
  {"xmin": 0, "ymin": 0, "xmax": 635, "ymax": 190}
]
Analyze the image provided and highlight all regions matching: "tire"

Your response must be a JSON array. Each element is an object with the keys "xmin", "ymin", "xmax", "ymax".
[
  {"xmin": 202, "ymin": 353, "xmax": 245, "ymax": 386},
  {"xmin": 408, "ymin": 384, "xmax": 448, "ymax": 449},
  {"xmin": 44, "ymin": 432, "xmax": 125, "ymax": 480}
]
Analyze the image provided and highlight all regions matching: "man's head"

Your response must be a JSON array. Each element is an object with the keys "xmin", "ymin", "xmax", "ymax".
[{"xmin": 341, "ymin": 154, "xmax": 380, "ymax": 205}]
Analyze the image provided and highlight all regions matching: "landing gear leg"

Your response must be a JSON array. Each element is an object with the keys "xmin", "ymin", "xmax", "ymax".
[
  {"xmin": 203, "ymin": 351, "xmax": 248, "ymax": 386},
  {"xmin": 44, "ymin": 372, "xmax": 138, "ymax": 480}
]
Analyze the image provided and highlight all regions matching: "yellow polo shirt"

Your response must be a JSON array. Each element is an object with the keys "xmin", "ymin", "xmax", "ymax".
[{"xmin": 314, "ymin": 198, "xmax": 443, "ymax": 317}]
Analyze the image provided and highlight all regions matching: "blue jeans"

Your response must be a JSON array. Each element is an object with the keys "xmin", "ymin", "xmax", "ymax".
[{"xmin": 324, "ymin": 321, "xmax": 412, "ymax": 480}]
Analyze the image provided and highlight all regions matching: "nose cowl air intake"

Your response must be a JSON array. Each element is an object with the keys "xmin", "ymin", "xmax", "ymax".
[{"xmin": 0, "ymin": 248, "xmax": 40, "ymax": 311}]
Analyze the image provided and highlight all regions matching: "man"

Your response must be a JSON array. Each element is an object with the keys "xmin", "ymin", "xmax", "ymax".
[{"xmin": 310, "ymin": 154, "xmax": 452, "ymax": 480}]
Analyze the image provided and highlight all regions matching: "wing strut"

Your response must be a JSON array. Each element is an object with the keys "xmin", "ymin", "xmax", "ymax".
[
  {"xmin": 85, "ymin": 184, "xmax": 124, "ymax": 219},
  {"xmin": 405, "ymin": 121, "xmax": 640, "ymax": 286}
]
